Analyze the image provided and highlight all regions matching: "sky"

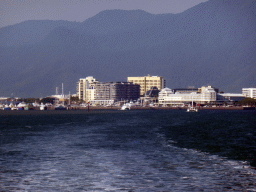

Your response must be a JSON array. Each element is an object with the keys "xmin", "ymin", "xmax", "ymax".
[{"xmin": 0, "ymin": 0, "xmax": 208, "ymax": 28}]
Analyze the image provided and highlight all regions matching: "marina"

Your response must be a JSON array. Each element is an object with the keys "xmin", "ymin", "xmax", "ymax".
[{"xmin": 0, "ymin": 105, "xmax": 248, "ymax": 114}]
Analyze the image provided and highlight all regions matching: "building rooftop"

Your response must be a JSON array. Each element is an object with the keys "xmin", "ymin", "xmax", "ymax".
[{"xmin": 218, "ymin": 93, "xmax": 245, "ymax": 97}]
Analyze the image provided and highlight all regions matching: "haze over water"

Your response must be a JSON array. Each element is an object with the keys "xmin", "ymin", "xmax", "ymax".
[{"xmin": 1, "ymin": 110, "xmax": 256, "ymax": 191}]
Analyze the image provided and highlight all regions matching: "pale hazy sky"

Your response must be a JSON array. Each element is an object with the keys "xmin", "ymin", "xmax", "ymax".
[{"xmin": 0, "ymin": 0, "xmax": 208, "ymax": 28}]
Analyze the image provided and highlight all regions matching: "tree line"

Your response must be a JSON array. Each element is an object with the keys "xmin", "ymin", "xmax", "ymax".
[{"xmin": 14, "ymin": 96, "xmax": 81, "ymax": 104}]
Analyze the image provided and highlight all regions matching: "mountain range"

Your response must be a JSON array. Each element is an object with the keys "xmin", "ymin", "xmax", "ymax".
[{"xmin": 0, "ymin": 0, "xmax": 256, "ymax": 98}]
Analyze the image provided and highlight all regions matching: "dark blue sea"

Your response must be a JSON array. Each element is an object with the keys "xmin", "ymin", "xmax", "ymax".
[{"xmin": 1, "ymin": 110, "xmax": 256, "ymax": 191}]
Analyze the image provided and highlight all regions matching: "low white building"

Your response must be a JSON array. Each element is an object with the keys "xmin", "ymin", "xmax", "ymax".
[
  {"xmin": 158, "ymin": 86, "xmax": 216, "ymax": 105},
  {"xmin": 217, "ymin": 93, "xmax": 245, "ymax": 103},
  {"xmin": 0, "ymin": 97, "xmax": 9, "ymax": 101},
  {"xmin": 242, "ymin": 88, "xmax": 256, "ymax": 99}
]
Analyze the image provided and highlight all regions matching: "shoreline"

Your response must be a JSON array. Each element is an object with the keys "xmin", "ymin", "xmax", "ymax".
[{"xmin": 0, "ymin": 106, "xmax": 253, "ymax": 116}]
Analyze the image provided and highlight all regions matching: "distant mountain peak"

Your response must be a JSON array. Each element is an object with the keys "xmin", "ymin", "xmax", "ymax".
[
  {"xmin": 89, "ymin": 9, "xmax": 154, "ymax": 17},
  {"xmin": 82, "ymin": 9, "xmax": 157, "ymax": 24}
]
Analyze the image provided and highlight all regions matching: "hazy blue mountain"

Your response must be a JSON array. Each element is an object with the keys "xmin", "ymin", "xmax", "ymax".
[
  {"xmin": 0, "ymin": 20, "xmax": 80, "ymax": 46},
  {"xmin": 0, "ymin": 10, "xmax": 167, "ymax": 46},
  {"xmin": 0, "ymin": 0, "xmax": 255, "ymax": 98},
  {"xmin": 79, "ymin": 9, "xmax": 170, "ymax": 35}
]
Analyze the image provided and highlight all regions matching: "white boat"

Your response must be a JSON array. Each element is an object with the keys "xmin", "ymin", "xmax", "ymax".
[
  {"xmin": 45, "ymin": 103, "xmax": 53, "ymax": 107},
  {"xmin": 17, "ymin": 102, "xmax": 27, "ymax": 110},
  {"xmin": 32, "ymin": 102, "xmax": 40, "ymax": 107},
  {"xmin": 4, "ymin": 105, "xmax": 11, "ymax": 110},
  {"xmin": 11, "ymin": 106, "xmax": 18, "ymax": 110},
  {"xmin": 40, "ymin": 103, "xmax": 46, "ymax": 110},
  {"xmin": 80, "ymin": 103, "xmax": 88, "ymax": 108},
  {"xmin": 120, "ymin": 103, "xmax": 131, "ymax": 110},
  {"xmin": 8, "ymin": 102, "xmax": 17, "ymax": 110},
  {"xmin": 55, "ymin": 105, "xmax": 67, "ymax": 110},
  {"xmin": 187, "ymin": 106, "xmax": 198, "ymax": 112},
  {"xmin": 187, "ymin": 96, "xmax": 198, "ymax": 112}
]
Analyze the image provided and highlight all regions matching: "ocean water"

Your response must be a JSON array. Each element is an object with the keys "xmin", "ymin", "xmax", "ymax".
[{"xmin": 0, "ymin": 110, "xmax": 256, "ymax": 191}]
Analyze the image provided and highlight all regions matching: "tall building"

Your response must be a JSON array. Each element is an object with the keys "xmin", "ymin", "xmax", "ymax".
[
  {"xmin": 110, "ymin": 82, "xmax": 140, "ymax": 102},
  {"xmin": 242, "ymin": 88, "xmax": 256, "ymax": 99},
  {"xmin": 77, "ymin": 76, "xmax": 98, "ymax": 101},
  {"xmin": 90, "ymin": 82, "xmax": 113, "ymax": 105},
  {"xmin": 127, "ymin": 75, "xmax": 165, "ymax": 96},
  {"xmin": 86, "ymin": 82, "xmax": 140, "ymax": 105},
  {"xmin": 77, "ymin": 76, "xmax": 140, "ymax": 104}
]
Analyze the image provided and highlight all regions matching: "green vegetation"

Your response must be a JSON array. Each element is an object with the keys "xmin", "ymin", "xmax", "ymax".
[
  {"xmin": 23, "ymin": 98, "xmax": 40, "ymax": 103},
  {"xmin": 8, "ymin": 96, "xmax": 81, "ymax": 105},
  {"xmin": 238, "ymin": 98, "xmax": 256, "ymax": 106},
  {"xmin": 40, "ymin": 97, "xmax": 55, "ymax": 104},
  {"xmin": 15, "ymin": 98, "xmax": 40, "ymax": 103},
  {"xmin": 70, "ymin": 96, "xmax": 81, "ymax": 103}
]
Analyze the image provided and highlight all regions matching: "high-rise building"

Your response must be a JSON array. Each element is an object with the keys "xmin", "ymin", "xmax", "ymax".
[
  {"xmin": 77, "ymin": 76, "xmax": 140, "ymax": 104},
  {"xmin": 242, "ymin": 88, "xmax": 256, "ymax": 99},
  {"xmin": 86, "ymin": 82, "xmax": 140, "ymax": 105},
  {"xmin": 76, "ymin": 76, "xmax": 98, "ymax": 101},
  {"xmin": 127, "ymin": 75, "xmax": 165, "ymax": 96},
  {"xmin": 110, "ymin": 82, "xmax": 140, "ymax": 102}
]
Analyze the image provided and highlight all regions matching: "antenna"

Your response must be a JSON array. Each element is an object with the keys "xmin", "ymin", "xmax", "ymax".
[
  {"xmin": 56, "ymin": 87, "xmax": 58, "ymax": 95},
  {"xmin": 62, "ymin": 83, "xmax": 64, "ymax": 98},
  {"xmin": 69, "ymin": 91, "xmax": 70, "ymax": 105}
]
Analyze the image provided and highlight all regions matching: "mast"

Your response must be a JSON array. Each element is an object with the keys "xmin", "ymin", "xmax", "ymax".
[
  {"xmin": 69, "ymin": 91, "xmax": 70, "ymax": 105},
  {"xmin": 62, "ymin": 83, "xmax": 64, "ymax": 98},
  {"xmin": 62, "ymin": 83, "xmax": 64, "ymax": 105}
]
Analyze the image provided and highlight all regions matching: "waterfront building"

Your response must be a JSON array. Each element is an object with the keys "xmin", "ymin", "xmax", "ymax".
[
  {"xmin": 217, "ymin": 93, "xmax": 245, "ymax": 104},
  {"xmin": 85, "ymin": 88, "xmax": 95, "ymax": 103},
  {"xmin": 172, "ymin": 87, "xmax": 198, "ymax": 94},
  {"xmin": 144, "ymin": 87, "xmax": 160, "ymax": 97},
  {"xmin": 158, "ymin": 86, "xmax": 217, "ymax": 105},
  {"xmin": 199, "ymin": 86, "xmax": 217, "ymax": 103},
  {"xmin": 77, "ymin": 76, "xmax": 98, "ymax": 101},
  {"xmin": 140, "ymin": 87, "xmax": 160, "ymax": 105},
  {"xmin": 77, "ymin": 77, "xmax": 140, "ymax": 104},
  {"xmin": 110, "ymin": 82, "xmax": 140, "ymax": 102},
  {"xmin": 242, "ymin": 88, "xmax": 256, "ymax": 99},
  {"xmin": 127, "ymin": 75, "xmax": 165, "ymax": 96},
  {"xmin": 87, "ymin": 82, "xmax": 140, "ymax": 105},
  {"xmin": 0, "ymin": 97, "xmax": 9, "ymax": 102},
  {"xmin": 87, "ymin": 82, "xmax": 113, "ymax": 105}
]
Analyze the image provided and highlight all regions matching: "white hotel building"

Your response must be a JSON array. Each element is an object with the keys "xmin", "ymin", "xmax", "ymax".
[
  {"xmin": 77, "ymin": 76, "xmax": 98, "ymax": 102},
  {"xmin": 158, "ymin": 86, "xmax": 217, "ymax": 105},
  {"xmin": 242, "ymin": 88, "xmax": 256, "ymax": 99}
]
